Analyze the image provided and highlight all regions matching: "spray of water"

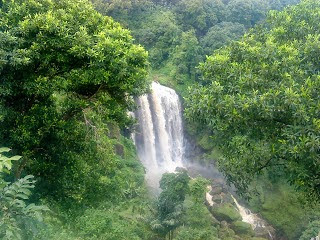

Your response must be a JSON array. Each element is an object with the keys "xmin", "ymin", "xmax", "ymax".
[{"xmin": 133, "ymin": 82, "xmax": 184, "ymax": 189}]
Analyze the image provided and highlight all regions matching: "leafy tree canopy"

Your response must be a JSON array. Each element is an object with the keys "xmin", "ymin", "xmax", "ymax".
[
  {"xmin": 151, "ymin": 171, "xmax": 190, "ymax": 239},
  {"xmin": 0, "ymin": 0, "xmax": 149, "ymax": 202},
  {"xmin": 92, "ymin": 0, "xmax": 300, "ymax": 78},
  {"xmin": 185, "ymin": 0, "xmax": 320, "ymax": 201}
]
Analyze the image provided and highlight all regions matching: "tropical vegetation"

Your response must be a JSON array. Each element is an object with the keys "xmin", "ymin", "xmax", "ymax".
[{"xmin": 0, "ymin": 0, "xmax": 319, "ymax": 239}]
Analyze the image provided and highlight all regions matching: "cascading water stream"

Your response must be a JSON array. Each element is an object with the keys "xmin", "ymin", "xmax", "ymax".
[
  {"xmin": 231, "ymin": 195, "xmax": 264, "ymax": 229},
  {"xmin": 133, "ymin": 82, "xmax": 184, "ymax": 189},
  {"xmin": 231, "ymin": 195, "xmax": 274, "ymax": 239}
]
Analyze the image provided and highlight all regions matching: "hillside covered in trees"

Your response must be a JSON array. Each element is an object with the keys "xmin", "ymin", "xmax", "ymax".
[
  {"xmin": 1, "ymin": 0, "xmax": 320, "ymax": 240},
  {"xmin": 92, "ymin": 0, "xmax": 300, "ymax": 86}
]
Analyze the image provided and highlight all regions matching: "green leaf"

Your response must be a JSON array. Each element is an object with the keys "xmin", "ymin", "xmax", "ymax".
[
  {"xmin": 0, "ymin": 147, "xmax": 11, "ymax": 153},
  {"xmin": 8, "ymin": 156, "xmax": 22, "ymax": 161}
]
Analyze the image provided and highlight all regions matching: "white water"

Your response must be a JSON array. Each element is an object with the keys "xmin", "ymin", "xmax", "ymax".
[
  {"xmin": 231, "ymin": 195, "xmax": 265, "ymax": 229},
  {"xmin": 206, "ymin": 186, "xmax": 215, "ymax": 206},
  {"xmin": 231, "ymin": 195, "xmax": 274, "ymax": 239},
  {"xmin": 133, "ymin": 82, "xmax": 184, "ymax": 189}
]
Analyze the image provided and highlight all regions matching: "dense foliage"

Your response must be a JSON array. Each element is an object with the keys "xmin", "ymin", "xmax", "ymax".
[
  {"xmin": 0, "ymin": 0, "xmax": 156, "ymax": 239},
  {"xmin": 247, "ymin": 177, "xmax": 320, "ymax": 239},
  {"xmin": 92, "ymin": 0, "xmax": 300, "ymax": 84},
  {"xmin": 299, "ymin": 220, "xmax": 320, "ymax": 240},
  {"xmin": 2, "ymin": 0, "xmax": 319, "ymax": 239},
  {"xmin": 151, "ymin": 173, "xmax": 226, "ymax": 240},
  {"xmin": 0, "ymin": 0, "xmax": 149, "ymax": 203},
  {"xmin": 151, "ymin": 171, "xmax": 190, "ymax": 239},
  {"xmin": 185, "ymin": 0, "xmax": 320, "ymax": 200},
  {"xmin": 0, "ymin": 148, "xmax": 48, "ymax": 240}
]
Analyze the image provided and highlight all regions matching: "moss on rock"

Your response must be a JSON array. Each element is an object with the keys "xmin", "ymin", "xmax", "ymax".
[
  {"xmin": 211, "ymin": 203, "xmax": 241, "ymax": 222},
  {"xmin": 231, "ymin": 221, "xmax": 254, "ymax": 236}
]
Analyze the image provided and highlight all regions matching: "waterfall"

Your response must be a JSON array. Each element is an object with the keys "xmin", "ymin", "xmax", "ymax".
[
  {"xmin": 133, "ymin": 82, "xmax": 275, "ymax": 239},
  {"xmin": 133, "ymin": 82, "xmax": 184, "ymax": 189}
]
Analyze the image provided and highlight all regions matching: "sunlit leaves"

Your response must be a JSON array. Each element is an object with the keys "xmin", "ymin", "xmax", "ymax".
[{"xmin": 0, "ymin": 148, "xmax": 21, "ymax": 173}]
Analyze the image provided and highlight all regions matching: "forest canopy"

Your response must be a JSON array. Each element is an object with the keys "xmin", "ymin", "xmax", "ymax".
[
  {"xmin": 92, "ymin": 0, "xmax": 300, "ymax": 83},
  {"xmin": 185, "ymin": 0, "xmax": 320, "ymax": 200}
]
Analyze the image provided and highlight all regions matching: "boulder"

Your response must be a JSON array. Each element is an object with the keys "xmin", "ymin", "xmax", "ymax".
[
  {"xmin": 254, "ymin": 225, "xmax": 276, "ymax": 240},
  {"xmin": 212, "ymin": 194, "xmax": 222, "ymax": 204},
  {"xmin": 231, "ymin": 221, "xmax": 254, "ymax": 236},
  {"xmin": 222, "ymin": 192, "xmax": 234, "ymax": 204},
  {"xmin": 210, "ymin": 186, "xmax": 223, "ymax": 195},
  {"xmin": 211, "ymin": 203, "xmax": 242, "ymax": 223}
]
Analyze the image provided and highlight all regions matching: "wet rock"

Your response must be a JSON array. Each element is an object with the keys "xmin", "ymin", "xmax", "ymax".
[
  {"xmin": 222, "ymin": 193, "xmax": 234, "ymax": 204},
  {"xmin": 231, "ymin": 195, "xmax": 276, "ymax": 240},
  {"xmin": 210, "ymin": 186, "xmax": 223, "ymax": 195},
  {"xmin": 254, "ymin": 225, "xmax": 276, "ymax": 240},
  {"xmin": 211, "ymin": 180, "xmax": 224, "ymax": 189},
  {"xmin": 212, "ymin": 203, "xmax": 242, "ymax": 223},
  {"xmin": 212, "ymin": 194, "xmax": 222, "ymax": 204}
]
